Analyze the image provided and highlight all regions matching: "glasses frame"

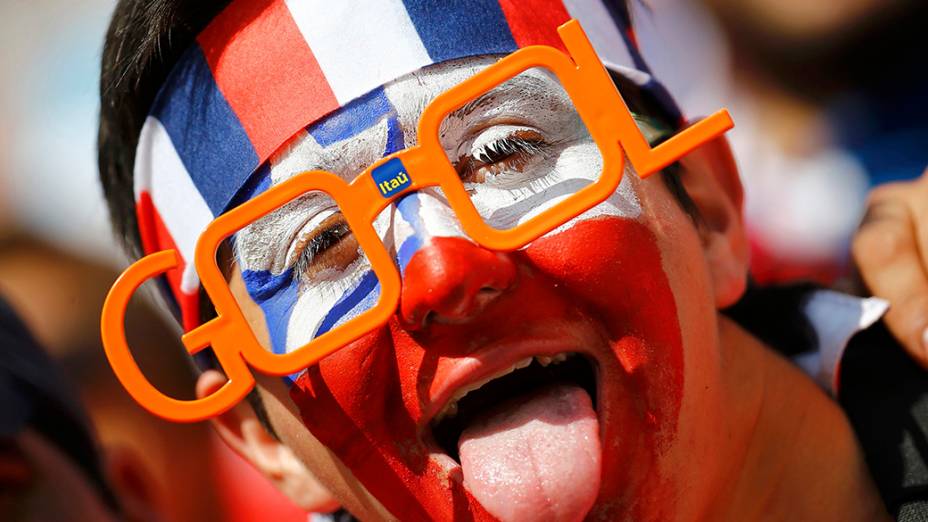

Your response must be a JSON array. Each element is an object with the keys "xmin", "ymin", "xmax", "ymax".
[{"xmin": 101, "ymin": 19, "xmax": 734, "ymax": 422}]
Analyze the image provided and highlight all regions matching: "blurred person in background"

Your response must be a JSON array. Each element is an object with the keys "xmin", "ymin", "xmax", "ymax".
[
  {"xmin": 0, "ymin": 0, "xmax": 320, "ymax": 520},
  {"xmin": 0, "ymin": 233, "xmax": 227, "ymax": 522},
  {"xmin": 698, "ymin": 0, "xmax": 928, "ymax": 283},
  {"xmin": 0, "ymin": 168, "xmax": 308, "ymax": 522},
  {"xmin": 0, "ymin": 295, "xmax": 157, "ymax": 521}
]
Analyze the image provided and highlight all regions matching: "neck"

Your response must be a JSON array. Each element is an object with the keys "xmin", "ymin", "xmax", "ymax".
[{"xmin": 706, "ymin": 316, "xmax": 889, "ymax": 521}]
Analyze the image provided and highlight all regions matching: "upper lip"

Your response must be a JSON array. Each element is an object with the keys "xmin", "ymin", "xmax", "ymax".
[{"xmin": 419, "ymin": 328, "xmax": 605, "ymax": 431}]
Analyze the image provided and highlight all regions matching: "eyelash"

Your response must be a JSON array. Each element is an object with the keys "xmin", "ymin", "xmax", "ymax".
[
  {"xmin": 288, "ymin": 132, "xmax": 552, "ymax": 281},
  {"xmin": 477, "ymin": 135, "xmax": 545, "ymax": 164},
  {"xmin": 456, "ymin": 131, "xmax": 549, "ymax": 183},
  {"xmin": 292, "ymin": 219, "xmax": 353, "ymax": 281}
]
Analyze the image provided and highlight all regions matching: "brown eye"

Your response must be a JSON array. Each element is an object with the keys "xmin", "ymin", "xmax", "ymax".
[
  {"xmin": 293, "ymin": 213, "xmax": 360, "ymax": 280},
  {"xmin": 456, "ymin": 129, "xmax": 547, "ymax": 183}
]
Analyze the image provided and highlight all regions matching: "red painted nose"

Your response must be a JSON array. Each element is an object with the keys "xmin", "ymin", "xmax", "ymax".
[{"xmin": 399, "ymin": 237, "xmax": 517, "ymax": 330}]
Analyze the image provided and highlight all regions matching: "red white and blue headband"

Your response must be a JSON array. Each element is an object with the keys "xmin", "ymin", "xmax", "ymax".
[{"xmin": 133, "ymin": 0, "xmax": 680, "ymax": 330}]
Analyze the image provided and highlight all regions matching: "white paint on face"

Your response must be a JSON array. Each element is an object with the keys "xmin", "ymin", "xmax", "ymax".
[
  {"xmin": 417, "ymin": 62, "xmax": 641, "ymax": 233},
  {"xmin": 233, "ymin": 56, "xmax": 645, "ymax": 354}
]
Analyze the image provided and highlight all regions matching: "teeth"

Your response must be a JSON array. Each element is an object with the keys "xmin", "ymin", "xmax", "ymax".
[
  {"xmin": 432, "ymin": 353, "xmax": 576, "ymax": 424},
  {"xmin": 536, "ymin": 353, "xmax": 570, "ymax": 366}
]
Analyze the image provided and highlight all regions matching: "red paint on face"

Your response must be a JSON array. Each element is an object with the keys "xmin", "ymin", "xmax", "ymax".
[{"xmin": 290, "ymin": 216, "xmax": 684, "ymax": 520}]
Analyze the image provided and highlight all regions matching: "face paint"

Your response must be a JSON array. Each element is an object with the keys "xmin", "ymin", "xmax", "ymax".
[
  {"xmin": 232, "ymin": 61, "xmax": 642, "ymax": 367},
  {"xmin": 288, "ymin": 217, "xmax": 683, "ymax": 520},
  {"xmin": 228, "ymin": 58, "xmax": 684, "ymax": 519}
]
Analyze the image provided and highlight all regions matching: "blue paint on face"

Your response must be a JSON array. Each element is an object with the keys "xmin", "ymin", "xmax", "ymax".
[
  {"xmin": 311, "ymin": 110, "xmax": 415, "ymax": 337},
  {"xmin": 234, "ymin": 85, "xmax": 452, "ymax": 385},
  {"xmin": 385, "ymin": 115, "xmax": 405, "ymax": 156},
  {"xmin": 395, "ymin": 195, "xmax": 426, "ymax": 273},
  {"xmin": 314, "ymin": 271, "xmax": 382, "ymax": 337},
  {"xmin": 240, "ymin": 268, "xmax": 300, "ymax": 355},
  {"xmin": 308, "ymin": 87, "xmax": 396, "ymax": 146}
]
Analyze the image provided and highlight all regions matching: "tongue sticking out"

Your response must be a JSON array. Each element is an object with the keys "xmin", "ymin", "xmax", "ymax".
[{"xmin": 458, "ymin": 384, "xmax": 601, "ymax": 522}]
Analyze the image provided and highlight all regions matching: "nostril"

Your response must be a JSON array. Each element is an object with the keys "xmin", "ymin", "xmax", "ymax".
[
  {"xmin": 422, "ymin": 310, "xmax": 437, "ymax": 330},
  {"xmin": 476, "ymin": 286, "xmax": 502, "ymax": 302}
]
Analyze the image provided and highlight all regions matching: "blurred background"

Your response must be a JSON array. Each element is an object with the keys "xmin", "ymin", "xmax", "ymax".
[{"xmin": 0, "ymin": 0, "xmax": 924, "ymax": 520}]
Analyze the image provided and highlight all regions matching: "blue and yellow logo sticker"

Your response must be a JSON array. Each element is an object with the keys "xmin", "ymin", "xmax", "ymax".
[{"xmin": 371, "ymin": 158, "xmax": 412, "ymax": 198}]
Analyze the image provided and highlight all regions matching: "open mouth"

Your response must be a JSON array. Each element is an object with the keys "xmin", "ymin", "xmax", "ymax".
[
  {"xmin": 430, "ymin": 353, "xmax": 598, "ymax": 462},
  {"xmin": 425, "ymin": 351, "xmax": 604, "ymax": 520}
]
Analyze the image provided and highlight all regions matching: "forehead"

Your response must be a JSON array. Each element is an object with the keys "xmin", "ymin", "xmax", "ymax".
[{"xmin": 267, "ymin": 55, "xmax": 572, "ymax": 182}]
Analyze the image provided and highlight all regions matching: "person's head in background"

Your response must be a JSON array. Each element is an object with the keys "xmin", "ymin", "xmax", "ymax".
[
  {"xmin": 0, "ymin": 296, "xmax": 160, "ymax": 522},
  {"xmin": 702, "ymin": 0, "xmax": 926, "ymax": 101},
  {"xmin": 698, "ymin": 0, "xmax": 927, "ymax": 282},
  {"xmin": 0, "ymin": 230, "xmax": 239, "ymax": 521},
  {"xmin": 97, "ymin": 1, "xmax": 886, "ymax": 520}
]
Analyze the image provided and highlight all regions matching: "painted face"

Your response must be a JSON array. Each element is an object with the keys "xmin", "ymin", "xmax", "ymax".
[{"xmin": 230, "ymin": 57, "xmax": 726, "ymax": 521}]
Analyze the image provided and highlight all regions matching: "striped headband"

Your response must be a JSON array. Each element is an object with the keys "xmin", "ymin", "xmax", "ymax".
[{"xmin": 133, "ymin": 0, "xmax": 680, "ymax": 331}]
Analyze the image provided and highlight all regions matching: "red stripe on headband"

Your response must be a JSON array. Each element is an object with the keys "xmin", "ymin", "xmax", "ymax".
[
  {"xmin": 626, "ymin": 26, "xmax": 640, "ymax": 50},
  {"xmin": 135, "ymin": 192, "xmax": 159, "ymax": 257},
  {"xmin": 498, "ymin": 0, "xmax": 570, "ymax": 51},
  {"xmin": 198, "ymin": 0, "xmax": 339, "ymax": 162},
  {"xmin": 136, "ymin": 193, "xmax": 201, "ymax": 330}
]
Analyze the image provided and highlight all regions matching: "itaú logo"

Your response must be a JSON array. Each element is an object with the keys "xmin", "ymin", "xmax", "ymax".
[{"xmin": 372, "ymin": 157, "xmax": 412, "ymax": 198}]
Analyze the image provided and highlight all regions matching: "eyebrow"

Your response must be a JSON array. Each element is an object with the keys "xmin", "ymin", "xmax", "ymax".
[
  {"xmin": 448, "ymin": 73, "xmax": 553, "ymax": 121},
  {"xmin": 240, "ymin": 190, "xmax": 334, "ymax": 243}
]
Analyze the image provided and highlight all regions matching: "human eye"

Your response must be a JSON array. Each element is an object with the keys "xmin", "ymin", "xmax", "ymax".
[
  {"xmin": 454, "ymin": 127, "xmax": 550, "ymax": 184},
  {"xmin": 290, "ymin": 213, "xmax": 360, "ymax": 282}
]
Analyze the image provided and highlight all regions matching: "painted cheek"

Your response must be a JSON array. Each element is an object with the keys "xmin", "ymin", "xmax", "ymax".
[
  {"xmin": 526, "ymin": 215, "xmax": 683, "ymax": 414},
  {"xmin": 289, "ymin": 324, "xmax": 494, "ymax": 521},
  {"xmin": 526, "ymin": 216, "xmax": 685, "ymax": 519},
  {"xmin": 288, "ymin": 235, "xmax": 497, "ymax": 521}
]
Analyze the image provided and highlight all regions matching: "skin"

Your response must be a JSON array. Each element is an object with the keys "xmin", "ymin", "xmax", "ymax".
[
  {"xmin": 852, "ymin": 167, "xmax": 928, "ymax": 368},
  {"xmin": 196, "ymin": 58, "xmax": 889, "ymax": 520}
]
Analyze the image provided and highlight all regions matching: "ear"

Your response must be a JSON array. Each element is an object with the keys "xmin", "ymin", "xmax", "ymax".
[
  {"xmin": 677, "ymin": 134, "xmax": 749, "ymax": 308},
  {"xmin": 196, "ymin": 370, "xmax": 339, "ymax": 513},
  {"xmin": 103, "ymin": 446, "xmax": 163, "ymax": 522}
]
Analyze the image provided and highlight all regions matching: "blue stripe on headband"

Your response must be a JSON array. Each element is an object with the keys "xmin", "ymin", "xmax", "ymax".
[
  {"xmin": 402, "ymin": 0, "xmax": 518, "ymax": 62},
  {"xmin": 151, "ymin": 46, "xmax": 258, "ymax": 216}
]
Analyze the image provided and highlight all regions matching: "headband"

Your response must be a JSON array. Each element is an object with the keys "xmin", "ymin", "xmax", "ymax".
[{"xmin": 133, "ymin": 0, "xmax": 680, "ymax": 330}]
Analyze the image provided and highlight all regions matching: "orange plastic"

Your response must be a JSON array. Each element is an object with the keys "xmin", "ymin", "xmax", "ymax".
[{"xmin": 101, "ymin": 19, "xmax": 734, "ymax": 422}]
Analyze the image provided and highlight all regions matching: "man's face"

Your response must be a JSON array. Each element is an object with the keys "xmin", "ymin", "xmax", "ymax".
[{"xmin": 230, "ymin": 57, "xmax": 731, "ymax": 521}]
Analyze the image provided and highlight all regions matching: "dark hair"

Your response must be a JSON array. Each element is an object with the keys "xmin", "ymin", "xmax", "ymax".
[
  {"xmin": 99, "ymin": 0, "xmax": 232, "ymax": 258},
  {"xmin": 97, "ymin": 0, "xmax": 689, "ymax": 440}
]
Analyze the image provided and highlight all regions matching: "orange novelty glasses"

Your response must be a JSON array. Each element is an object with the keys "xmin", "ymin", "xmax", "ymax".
[{"xmin": 101, "ymin": 19, "xmax": 734, "ymax": 422}]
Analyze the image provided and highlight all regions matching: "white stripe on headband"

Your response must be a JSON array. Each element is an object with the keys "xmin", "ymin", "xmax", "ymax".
[
  {"xmin": 134, "ymin": 117, "xmax": 212, "ymax": 295},
  {"xmin": 285, "ymin": 0, "xmax": 433, "ymax": 105}
]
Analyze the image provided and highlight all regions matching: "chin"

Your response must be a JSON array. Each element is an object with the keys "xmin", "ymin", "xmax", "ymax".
[{"xmin": 290, "ymin": 217, "xmax": 686, "ymax": 521}]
